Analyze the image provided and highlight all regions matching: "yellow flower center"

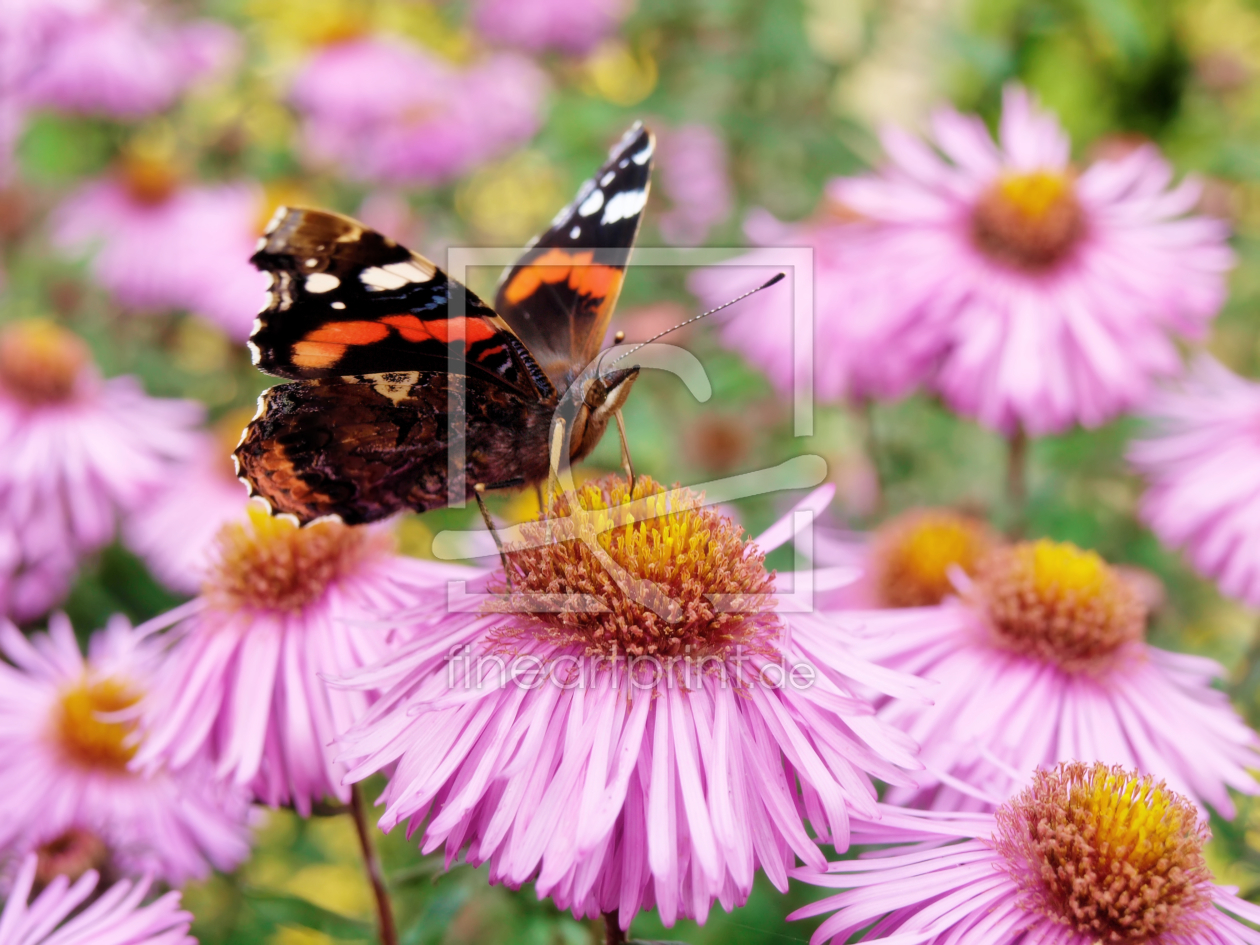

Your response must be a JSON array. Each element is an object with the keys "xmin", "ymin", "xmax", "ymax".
[
  {"xmin": 35, "ymin": 828, "xmax": 110, "ymax": 887},
  {"xmin": 974, "ymin": 540, "xmax": 1145, "ymax": 672},
  {"xmin": 996, "ymin": 762, "xmax": 1210, "ymax": 942},
  {"xmin": 205, "ymin": 507, "xmax": 390, "ymax": 613},
  {"xmin": 56, "ymin": 678, "xmax": 140, "ymax": 772},
  {"xmin": 971, "ymin": 170, "xmax": 1086, "ymax": 272},
  {"xmin": 0, "ymin": 320, "xmax": 91, "ymax": 406},
  {"xmin": 495, "ymin": 475, "xmax": 778, "ymax": 660},
  {"xmin": 119, "ymin": 154, "xmax": 180, "ymax": 207},
  {"xmin": 869, "ymin": 509, "xmax": 996, "ymax": 608}
]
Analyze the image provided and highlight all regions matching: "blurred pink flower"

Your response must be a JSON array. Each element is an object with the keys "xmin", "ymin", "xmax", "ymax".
[
  {"xmin": 471, "ymin": 0, "xmax": 630, "ymax": 53},
  {"xmin": 0, "ymin": 853, "xmax": 193, "ymax": 945},
  {"xmin": 813, "ymin": 507, "xmax": 1000, "ymax": 611},
  {"xmin": 791, "ymin": 762, "xmax": 1260, "ymax": 945},
  {"xmin": 688, "ymin": 209, "xmax": 947, "ymax": 402},
  {"xmin": 15, "ymin": 2, "xmax": 237, "ymax": 119},
  {"xmin": 134, "ymin": 513, "xmax": 444, "ymax": 815},
  {"xmin": 123, "ymin": 429, "xmax": 250, "ymax": 595},
  {"xmin": 0, "ymin": 614, "xmax": 252, "ymax": 885},
  {"xmin": 290, "ymin": 37, "xmax": 547, "ymax": 185},
  {"xmin": 0, "ymin": 322, "xmax": 202, "ymax": 620},
  {"xmin": 844, "ymin": 539, "xmax": 1259, "ymax": 815},
  {"xmin": 826, "ymin": 85, "xmax": 1232, "ymax": 435},
  {"xmin": 338, "ymin": 479, "xmax": 922, "ymax": 931},
  {"xmin": 656, "ymin": 123, "xmax": 732, "ymax": 245},
  {"xmin": 1130, "ymin": 355, "xmax": 1260, "ymax": 607},
  {"xmin": 52, "ymin": 167, "xmax": 268, "ymax": 340}
]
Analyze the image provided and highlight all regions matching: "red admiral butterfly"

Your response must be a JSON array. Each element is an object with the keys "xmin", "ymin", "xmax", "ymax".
[{"xmin": 235, "ymin": 123, "xmax": 656, "ymax": 526}]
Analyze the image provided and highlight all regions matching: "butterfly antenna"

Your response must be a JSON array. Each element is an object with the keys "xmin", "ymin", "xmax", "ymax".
[{"xmin": 608, "ymin": 272, "xmax": 785, "ymax": 367}]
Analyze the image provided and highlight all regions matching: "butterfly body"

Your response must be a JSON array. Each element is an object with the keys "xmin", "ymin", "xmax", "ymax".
[{"xmin": 235, "ymin": 124, "xmax": 654, "ymax": 525}]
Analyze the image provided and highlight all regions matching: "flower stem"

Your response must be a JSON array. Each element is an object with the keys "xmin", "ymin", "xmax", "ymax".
[
  {"xmin": 1006, "ymin": 426, "xmax": 1028, "ymax": 533},
  {"xmin": 859, "ymin": 398, "xmax": 887, "ymax": 515},
  {"xmin": 350, "ymin": 784, "xmax": 398, "ymax": 945},
  {"xmin": 604, "ymin": 911, "xmax": 627, "ymax": 945}
]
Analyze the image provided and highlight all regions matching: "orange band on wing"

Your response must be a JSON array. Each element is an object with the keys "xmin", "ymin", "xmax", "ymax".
[
  {"xmin": 304, "ymin": 321, "xmax": 391, "ymax": 345},
  {"xmin": 568, "ymin": 265, "xmax": 622, "ymax": 302},
  {"xmin": 292, "ymin": 341, "xmax": 347, "ymax": 369},
  {"xmin": 502, "ymin": 249, "xmax": 597, "ymax": 304},
  {"xmin": 382, "ymin": 314, "xmax": 499, "ymax": 346}
]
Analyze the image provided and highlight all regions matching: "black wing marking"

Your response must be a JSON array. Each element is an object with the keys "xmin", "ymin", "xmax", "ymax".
[{"xmin": 494, "ymin": 123, "xmax": 654, "ymax": 389}]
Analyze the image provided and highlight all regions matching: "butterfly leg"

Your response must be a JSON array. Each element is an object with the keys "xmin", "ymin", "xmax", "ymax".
[
  {"xmin": 474, "ymin": 483, "xmax": 513, "ymax": 592},
  {"xmin": 614, "ymin": 409, "xmax": 636, "ymax": 494}
]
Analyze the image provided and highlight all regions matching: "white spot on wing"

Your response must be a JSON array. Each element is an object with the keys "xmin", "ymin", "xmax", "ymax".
[
  {"xmin": 632, "ymin": 139, "xmax": 654, "ymax": 165},
  {"xmin": 569, "ymin": 225, "xmax": 581, "ymax": 239},
  {"xmin": 601, "ymin": 189, "xmax": 647, "ymax": 225},
  {"xmin": 618, "ymin": 159, "xmax": 629, "ymax": 168},
  {"xmin": 578, "ymin": 189, "xmax": 604, "ymax": 217},
  {"xmin": 600, "ymin": 171, "xmax": 616, "ymax": 186},
  {"xmin": 383, "ymin": 259, "xmax": 435, "ymax": 282},
  {"xmin": 305, "ymin": 273, "xmax": 340, "ymax": 293},
  {"xmin": 330, "ymin": 300, "xmax": 346, "ymax": 310},
  {"xmin": 255, "ymin": 236, "xmax": 267, "ymax": 251},
  {"xmin": 361, "ymin": 260, "xmax": 435, "ymax": 291},
  {"xmin": 305, "ymin": 257, "xmax": 319, "ymax": 268},
  {"xmin": 361, "ymin": 267, "xmax": 408, "ymax": 290}
]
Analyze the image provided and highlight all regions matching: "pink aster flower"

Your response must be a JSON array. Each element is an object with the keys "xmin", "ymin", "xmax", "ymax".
[
  {"xmin": 655, "ymin": 123, "xmax": 732, "ymax": 245},
  {"xmin": 1130, "ymin": 355, "xmax": 1260, "ymax": 608},
  {"xmin": 338, "ymin": 477, "xmax": 923, "ymax": 931},
  {"xmin": 0, "ymin": 322, "xmax": 202, "ymax": 620},
  {"xmin": 0, "ymin": 853, "xmax": 193, "ymax": 945},
  {"xmin": 134, "ymin": 512, "xmax": 449, "ymax": 814},
  {"xmin": 52, "ymin": 162, "xmax": 268, "ymax": 341},
  {"xmin": 0, "ymin": 613, "xmax": 252, "ymax": 885},
  {"xmin": 793, "ymin": 762, "xmax": 1260, "ymax": 945},
  {"xmin": 844, "ymin": 538, "xmax": 1260, "ymax": 815},
  {"xmin": 827, "ymin": 84, "xmax": 1232, "ymax": 434},
  {"xmin": 687, "ymin": 208, "xmax": 946, "ymax": 403},
  {"xmin": 471, "ymin": 0, "xmax": 630, "ymax": 55},
  {"xmin": 290, "ymin": 36, "xmax": 547, "ymax": 185},
  {"xmin": 123, "ymin": 419, "xmax": 250, "ymax": 596},
  {"xmin": 15, "ymin": 1, "xmax": 237, "ymax": 119},
  {"xmin": 813, "ymin": 507, "xmax": 1000, "ymax": 610}
]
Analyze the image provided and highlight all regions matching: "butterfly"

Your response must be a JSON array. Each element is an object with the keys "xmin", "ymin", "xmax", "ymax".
[{"xmin": 234, "ymin": 123, "xmax": 655, "ymax": 526}]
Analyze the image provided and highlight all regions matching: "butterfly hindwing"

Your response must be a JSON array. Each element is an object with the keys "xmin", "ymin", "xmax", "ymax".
[
  {"xmin": 234, "ymin": 372, "xmax": 556, "ymax": 525},
  {"xmin": 494, "ymin": 123, "xmax": 654, "ymax": 388},
  {"xmin": 250, "ymin": 207, "xmax": 551, "ymax": 398}
]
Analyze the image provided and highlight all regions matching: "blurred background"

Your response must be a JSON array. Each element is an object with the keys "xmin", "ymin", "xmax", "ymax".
[{"xmin": 5, "ymin": 0, "xmax": 1260, "ymax": 942}]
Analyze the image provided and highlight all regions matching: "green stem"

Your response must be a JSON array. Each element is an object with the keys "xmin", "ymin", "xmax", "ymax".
[
  {"xmin": 859, "ymin": 398, "xmax": 888, "ymax": 516},
  {"xmin": 1006, "ymin": 426, "xmax": 1028, "ymax": 534},
  {"xmin": 350, "ymin": 784, "xmax": 398, "ymax": 945}
]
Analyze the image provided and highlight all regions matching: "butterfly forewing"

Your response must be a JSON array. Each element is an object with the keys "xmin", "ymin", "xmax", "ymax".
[
  {"xmin": 494, "ymin": 122, "xmax": 655, "ymax": 388},
  {"xmin": 250, "ymin": 207, "xmax": 550, "ymax": 398}
]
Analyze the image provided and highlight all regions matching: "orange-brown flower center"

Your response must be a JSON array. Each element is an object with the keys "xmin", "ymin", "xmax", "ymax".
[
  {"xmin": 971, "ymin": 171, "xmax": 1086, "ymax": 272},
  {"xmin": 0, "ymin": 321, "xmax": 91, "ymax": 406},
  {"xmin": 35, "ymin": 828, "xmax": 111, "ymax": 887},
  {"xmin": 869, "ymin": 508, "xmax": 996, "ymax": 608},
  {"xmin": 119, "ymin": 154, "xmax": 180, "ymax": 207},
  {"xmin": 493, "ymin": 475, "xmax": 779, "ymax": 660},
  {"xmin": 973, "ymin": 540, "xmax": 1145, "ymax": 672},
  {"xmin": 205, "ymin": 508, "xmax": 390, "ymax": 613},
  {"xmin": 995, "ymin": 762, "xmax": 1211, "ymax": 942},
  {"xmin": 56, "ymin": 678, "xmax": 140, "ymax": 772}
]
